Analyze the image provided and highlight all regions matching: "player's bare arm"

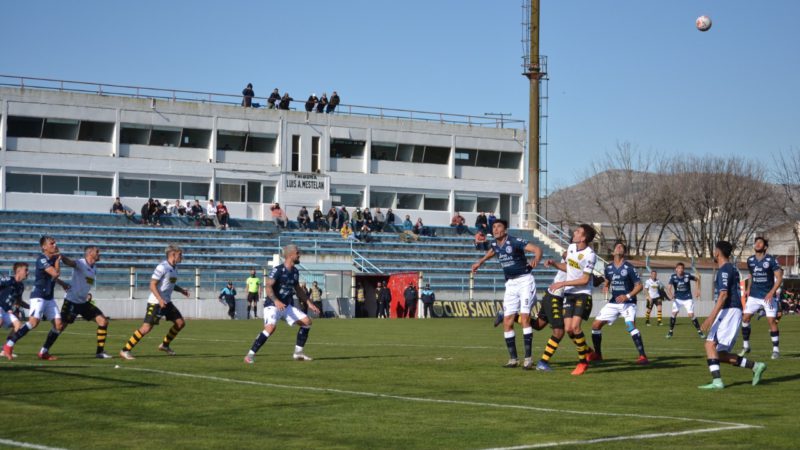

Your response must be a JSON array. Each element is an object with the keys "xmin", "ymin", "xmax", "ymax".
[
  {"xmin": 524, "ymin": 243, "xmax": 543, "ymax": 268},
  {"xmin": 617, "ymin": 282, "xmax": 643, "ymax": 304},
  {"xmin": 550, "ymin": 272, "xmax": 590, "ymax": 292},
  {"xmin": 767, "ymin": 268, "xmax": 784, "ymax": 300},
  {"xmin": 471, "ymin": 248, "xmax": 496, "ymax": 272},
  {"xmin": 150, "ymin": 279, "xmax": 167, "ymax": 308},
  {"xmin": 544, "ymin": 259, "xmax": 566, "ymax": 272},
  {"xmin": 174, "ymin": 284, "xmax": 190, "ymax": 297},
  {"xmin": 296, "ymin": 281, "xmax": 319, "ymax": 313}
]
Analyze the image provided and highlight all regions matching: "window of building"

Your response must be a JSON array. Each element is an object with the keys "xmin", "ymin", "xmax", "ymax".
[
  {"xmin": 119, "ymin": 179, "xmax": 149, "ymax": 197},
  {"xmin": 217, "ymin": 131, "xmax": 246, "ymax": 151},
  {"xmin": 291, "ymin": 135, "xmax": 300, "ymax": 172},
  {"xmin": 181, "ymin": 182, "xmax": 209, "ymax": 200},
  {"xmin": 477, "ymin": 197, "xmax": 499, "ymax": 213},
  {"xmin": 331, "ymin": 188, "xmax": 363, "ymax": 207},
  {"xmin": 311, "ymin": 136, "xmax": 320, "ymax": 172},
  {"xmin": 149, "ymin": 128, "xmax": 181, "ymax": 147},
  {"xmin": 247, "ymin": 181, "xmax": 261, "ymax": 203},
  {"xmin": 262, "ymin": 185, "xmax": 276, "ymax": 204},
  {"xmin": 5, "ymin": 173, "xmax": 41, "ymax": 192},
  {"xmin": 7, "ymin": 116, "xmax": 44, "ymax": 138},
  {"xmin": 454, "ymin": 195, "xmax": 477, "ymax": 212},
  {"xmin": 476, "ymin": 150, "xmax": 501, "ymax": 168},
  {"xmin": 423, "ymin": 194, "xmax": 449, "ymax": 211},
  {"xmin": 78, "ymin": 121, "xmax": 115, "ymax": 143},
  {"xmin": 246, "ymin": 134, "xmax": 277, "ymax": 153},
  {"xmin": 42, "ymin": 118, "xmax": 79, "ymax": 140},
  {"xmin": 79, "ymin": 177, "xmax": 113, "ymax": 196},
  {"xmin": 216, "ymin": 183, "xmax": 245, "ymax": 202},
  {"xmin": 421, "ymin": 146, "xmax": 450, "ymax": 165},
  {"xmin": 180, "ymin": 128, "xmax": 211, "ymax": 149},
  {"xmin": 42, "ymin": 175, "xmax": 78, "ymax": 194},
  {"xmin": 511, "ymin": 195, "xmax": 520, "ymax": 214},
  {"xmin": 371, "ymin": 143, "xmax": 396, "ymax": 161},
  {"xmin": 120, "ymin": 125, "xmax": 150, "ymax": 145},
  {"xmin": 498, "ymin": 152, "xmax": 522, "ymax": 170},
  {"xmin": 454, "ymin": 149, "xmax": 477, "ymax": 166},
  {"xmin": 396, "ymin": 193, "xmax": 422, "ymax": 210},
  {"xmin": 150, "ymin": 180, "xmax": 180, "ymax": 199},
  {"xmin": 370, "ymin": 191, "xmax": 395, "ymax": 209},
  {"xmin": 330, "ymin": 139, "xmax": 365, "ymax": 159}
]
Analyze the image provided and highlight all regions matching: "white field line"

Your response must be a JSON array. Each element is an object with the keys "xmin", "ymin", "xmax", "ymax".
[
  {"xmin": 2, "ymin": 364, "xmax": 762, "ymax": 449},
  {"xmin": 0, "ymin": 438, "xmax": 67, "ymax": 450}
]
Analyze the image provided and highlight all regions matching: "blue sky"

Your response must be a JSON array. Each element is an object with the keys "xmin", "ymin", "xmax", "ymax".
[{"xmin": 2, "ymin": 1, "xmax": 798, "ymax": 192}]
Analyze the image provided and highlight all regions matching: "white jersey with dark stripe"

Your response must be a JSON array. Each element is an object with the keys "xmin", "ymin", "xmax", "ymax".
[
  {"xmin": 147, "ymin": 260, "xmax": 178, "ymax": 304},
  {"xmin": 563, "ymin": 244, "xmax": 596, "ymax": 295}
]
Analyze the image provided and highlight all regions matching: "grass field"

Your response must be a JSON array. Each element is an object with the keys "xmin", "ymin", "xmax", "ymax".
[{"xmin": 1, "ymin": 315, "xmax": 798, "ymax": 449}]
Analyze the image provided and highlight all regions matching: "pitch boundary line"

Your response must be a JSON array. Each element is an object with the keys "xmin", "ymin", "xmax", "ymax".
[{"xmin": 0, "ymin": 438, "xmax": 67, "ymax": 450}]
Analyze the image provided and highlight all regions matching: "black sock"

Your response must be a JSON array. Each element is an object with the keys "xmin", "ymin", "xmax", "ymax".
[
  {"xmin": 42, "ymin": 329, "xmax": 60, "ymax": 352},
  {"xmin": 504, "ymin": 331, "xmax": 517, "ymax": 360},
  {"xmin": 631, "ymin": 329, "xmax": 646, "ymax": 356},
  {"xmin": 692, "ymin": 317, "xmax": 701, "ymax": 331},
  {"xmin": 591, "ymin": 330, "xmax": 602, "ymax": 356},
  {"xmin": 296, "ymin": 326, "xmax": 310, "ymax": 348},
  {"xmin": 669, "ymin": 317, "xmax": 676, "ymax": 331},
  {"xmin": 735, "ymin": 355, "xmax": 755, "ymax": 369},
  {"xmin": 250, "ymin": 331, "xmax": 269, "ymax": 354},
  {"xmin": 523, "ymin": 328, "xmax": 533, "ymax": 359},
  {"xmin": 707, "ymin": 358, "xmax": 721, "ymax": 379}
]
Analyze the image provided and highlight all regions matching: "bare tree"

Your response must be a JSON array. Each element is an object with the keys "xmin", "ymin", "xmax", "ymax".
[{"xmin": 774, "ymin": 148, "xmax": 800, "ymax": 255}]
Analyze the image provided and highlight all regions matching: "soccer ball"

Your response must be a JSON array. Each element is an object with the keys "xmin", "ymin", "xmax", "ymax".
[{"xmin": 696, "ymin": 15, "xmax": 712, "ymax": 32}]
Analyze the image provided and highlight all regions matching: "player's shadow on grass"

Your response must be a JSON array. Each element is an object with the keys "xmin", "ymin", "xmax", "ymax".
[
  {"xmin": 311, "ymin": 354, "xmax": 406, "ymax": 361},
  {"xmin": 725, "ymin": 372, "xmax": 800, "ymax": 388},
  {"xmin": 589, "ymin": 356, "xmax": 693, "ymax": 373},
  {"xmin": 1, "ymin": 365, "xmax": 156, "ymax": 395}
]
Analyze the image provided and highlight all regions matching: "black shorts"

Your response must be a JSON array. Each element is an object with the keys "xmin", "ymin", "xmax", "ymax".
[
  {"xmin": 144, "ymin": 302, "xmax": 183, "ymax": 325},
  {"xmin": 647, "ymin": 297, "xmax": 663, "ymax": 308},
  {"xmin": 247, "ymin": 292, "xmax": 259, "ymax": 303},
  {"xmin": 537, "ymin": 292, "xmax": 565, "ymax": 329},
  {"xmin": 563, "ymin": 294, "xmax": 592, "ymax": 321},
  {"xmin": 61, "ymin": 300, "xmax": 104, "ymax": 324}
]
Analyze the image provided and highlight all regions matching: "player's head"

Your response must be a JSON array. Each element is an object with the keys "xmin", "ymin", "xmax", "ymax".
[
  {"xmin": 675, "ymin": 262, "xmax": 685, "ymax": 275},
  {"xmin": 650, "ymin": 270, "xmax": 657, "ymax": 279},
  {"xmin": 84, "ymin": 245, "xmax": 100, "ymax": 264},
  {"xmin": 573, "ymin": 224, "xmax": 596, "ymax": 245},
  {"xmin": 612, "ymin": 241, "xmax": 627, "ymax": 257},
  {"xmin": 714, "ymin": 240, "xmax": 733, "ymax": 262},
  {"xmin": 754, "ymin": 236, "xmax": 768, "ymax": 253},
  {"xmin": 165, "ymin": 244, "xmax": 183, "ymax": 264},
  {"xmin": 492, "ymin": 219, "xmax": 508, "ymax": 238},
  {"xmin": 313, "ymin": 281, "xmax": 318, "ymax": 286},
  {"xmin": 283, "ymin": 244, "xmax": 301, "ymax": 264},
  {"xmin": 39, "ymin": 235, "xmax": 57, "ymax": 254},
  {"xmin": 227, "ymin": 281, "xmax": 233, "ymax": 287},
  {"xmin": 12, "ymin": 262, "xmax": 29, "ymax": 281}
]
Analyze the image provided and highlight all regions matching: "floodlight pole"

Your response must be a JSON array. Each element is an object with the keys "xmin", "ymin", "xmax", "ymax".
[{"xmin": 523, "ymin": 0, "xmax": 541, "ymax": 230}]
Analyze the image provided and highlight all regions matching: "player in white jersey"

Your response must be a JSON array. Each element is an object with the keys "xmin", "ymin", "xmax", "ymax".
[
  {"xmin": 644, "ymin": 270, "xmax": 665, "ymax": 326},
  {"xmin": 38, "ymin": 246, "xmax": 112, "ymax": 358},
  {"xmin": 545, "ymin": 224, "xmax": 598, "ymax": 376},
  {"xmin": 119, "ymin": 245, "xmax": 190, "ymax": 360}
]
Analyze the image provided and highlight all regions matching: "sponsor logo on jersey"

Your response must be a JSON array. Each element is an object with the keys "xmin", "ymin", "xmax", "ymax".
[
  {"xmin": 86, "ymin": 277, "xmax": 95, "ymax": 285},
  {"xmin": 169, "ymin": 277, "xmax": 177, "ymax": 283},
  {"xmin": 568, "ymin": 259, "xmax": 581, "ymax": 269}
]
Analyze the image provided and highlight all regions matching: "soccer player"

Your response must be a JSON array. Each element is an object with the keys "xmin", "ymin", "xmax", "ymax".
[
  {"xmin": 1, "ymin": 263, "xmax": 29, "ymax": 358},
  {"xmin": 739, "ymin": 237, "xmax": 783, "ymax": 359},
  {"xmin": 245, "ymin": 269, "xmax": 261, "ymax": 319},
  {"xmin": 119, "ymin": 245, "xmax": 190, "ymax": 360},
  {"xmin": 3, "ymin": 236, "xmax": 69, "ymax": 361},
  {"xmin": 244, "ymin": 245, "xmax": 320, "ymax": 364},
  {"xmin": 666, "ymin": 262, "xmax": 704, "ymax": 339},
  {"xmin": 698, "ymin": 241, "xmax": 766, "ymax": 389},
  {"xmin": 533, "ymin": 252, "xmax": 567, "ymax": 372},
  {"xmin": 545, "ymin": 224, "xmax": 597, "ymax": 376},
  {"xmin": 590, "ymin": 242, "xmax": 648, "ymax": 364},
  {"xmin": 472, "ymin": 219, "xmax": 542, "ymax": 370},
  {"xmin": 644, "ymin": 270, "xmax": 665, "ymax": 326},
  {"xmin": 39, "ymin": 246, "xmax": 112, "ymax": 359}
]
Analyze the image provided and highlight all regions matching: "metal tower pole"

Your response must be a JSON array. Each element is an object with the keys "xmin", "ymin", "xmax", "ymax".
[{"xmin": 524, "ymin": 0, "xmax": 541, "ymax": 229}]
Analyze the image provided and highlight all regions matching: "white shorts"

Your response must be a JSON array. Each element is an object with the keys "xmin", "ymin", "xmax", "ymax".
[
  {"xmin": 502, "ymin": 274, "xmax": 537, "ymax": 317},
  {"xmin": 744, "ymin": 296, "xmax": 777, "ymax": 318},
  {"xmin": 672, "ymin": 298, "xmax": 694, "ymax": 315},
  {"xmin": 1, "ymin": 310, "xmax": 20, "ymax": 328},
  {"xmin": 707, "ymin": 308, "xmax": 742, "ymax": 352},
  {"xmin": 595, "ymin": 302, "xmax": 637, "ymax": 325},
  {"xmin": 264, "ymin": 305, "xmax": 308, "ymax": 327},
  {"xmin": 28, "ymin": 298, "xmax": 61, "ymax": 321}
]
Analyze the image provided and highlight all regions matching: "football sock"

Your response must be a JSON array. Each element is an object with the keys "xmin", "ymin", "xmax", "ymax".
[
  {"xmin": 572, "ymin": 331, "xmax": 590, "ymax": 363},
  {"xmin": 707, "ymin": 358, "xmax": 721, "ymax": 379},
  {"xmin": 162, "ymin": 325, "xmax": 181, "ymax": 347},
  {"xmin": 123, "ymin": 330, "xmax": 143, "ymax": 351},
  {"xmin": 770, "ymin": 330, "xmax": 779, "ymax": 352},
  {"xmin": 504, "ymin": 330, "xmax": 518, "ymax": 360},
  {"xmin": 96, "ymin": 325, "xmax": 108, "ymax": 354},
  {"xmin": 591, "ymin": 330, "xmax": 602, "ymax": 356},
  {"xmin": 6, "ymin": 323, "xmax": 32, "ymax": 347},
  {"xmin": 692, "ymin": 318, "xmax": 701, "ymax": 332},
  {"xmin": 296, "ymin": 326, "xmax": 311, "ymax": 349},
  {"xmin": 249, "ymin": 330, "xmax": 270, "ymax": 354},
  {"xmin": 630, "ymin": 329, "xmax": 646, "ymax": 356},
  {"xmin": 540, "ymin": 335, "xmax": 562, "ymax": 363},
  {"xmin": 644, "ymin": 309, "xmax": 651, "ymax": 323},
  {"xmin": 669, "ymin": 317, "xmax": 676, "ymax": 332},
  {"xmin": 41, "ymin": 328, "xmax": 60, "ymax": 353},
  {"xmin": 523, "ymin": 327, "xmax": 533, "ymax": 359},
  {"xmin": 657, "ymin": 310, "xmax": 662, "ymax": 324},
  {"xmin": 735, "ymin": 355, "xmax": 755, "ymax": 369},
  {"xmin": 741, "ymin": 322, "xmax": 751, "ymax": 348}
]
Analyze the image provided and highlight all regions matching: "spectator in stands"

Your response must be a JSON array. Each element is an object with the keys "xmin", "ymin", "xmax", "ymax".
[
  {"xmin": 326, "ymin": 207, "xmax": 338, "ymax": 230},
  {"xmin": 175, "ymin": 199, "xmax": 186, "ymax": 216},
  {"xmin": 188, "ymin": 199, "xmax": 203, "ymax": 222},
  {"xmin": 341, "ymin": 222, "xmax": 356, "ymax": 241},
  {"xmin": 153, "ymin": 200, "xmax": 166, "ymax": 224},
  {"xmin": 313, "ymin": 206, "xmax": 325, "ymax": 230},
  {"xmin": 363, "ymin": 208, "xmax": 373, "ymax": 230},
  {"xmin": 373, "ymin": 208, "xmax": 385, "ymax": 231},
  {"xmin": 355, "ymin": 284, "xmax": 366, "ymax": 318},
  {"xmin": 353, "ymin": 207, "xmax": 364, "ymax": 230},
  {"xmin": 414, "ymin": 218, "xmax": 434, "ymax": 237},
  {"xmin": 475, "ymin": 212, "xmax": 488, "ymax": 234},
  {"xmin": 297, "ymin": 206, "xmax": 311, "ymax": 230},
  {"xmin": 421, "ymin": 283, "xmax": 435, "ymax": 318},
  {"xmin": 268, "ymin": 88, "xmax": 280, "ymax": 109},
  {"xmin": 279, "ymin": 93, "xmax": 293, "ymax": 110},
  {"xmin": 163, "ymin": 201, "xmax": 175, "ymax": 216},
  {"xmin": 305, "ymin": 94, "xmax": 318, "ymax": 113},
  {"xmin": 110, "ymin": 197, "xmax": 135, "ymax": 218},
  {"xmin": 327, "ymin": 91, "xmax": 340, "ymax": 113},
  {"xmin": 404, "ymin": 283, "xmax": 417, "ymax": 318},
  {"xmin": 487, "ymin": 211, "xmax": 497, "ymax": 234},
  {"xmin": 217, "ymin": 200, "xmax": 230, "ymax": 229},
  {"xmin": 403, "ymin": 215, "xmax": 413, "ymax": 231},
  {"xmin": 384, "ymin": 208, "xmax": 396, "ymax": 232},
  {"xmin": 338, "ymin": 206, "xmax": 349, "ymax": 230},
  {"xmin": 316, "ymin": 93, "xmax": 328, "ymax": 113},
  {"xmin": 376, "ymin": 281, "xmax": 390, "ymax": 318},
  {"xmin": 357, "ymin": 223, "xmax": 372, "ymax": 243},
  {"xmin": 141, "ymin": 198, "xmax": 155, "ymax": 225},
  {"xmin": 242, "ymin": 83, "xmax": 255, "ymax": 107},
  {"xmin": 475, "ymin": 229, "xmax": 489, "ymax": 251},
  {"xmin": 206, "ymin": 199, "xmax": 222, "ymax": 229},
  {"xmin": 310, "ymin": 281, "xmax": 323, "ymax": 317},
  {"xmin": 219, "ymin": 281, "xmax": 237, "ymax": 319},
  {"xmin": 450, "ymin": 211, "xmax": 469, "ymax": 235},
  {"xmin": 271, "ymin": 203, "xmax": 288, "ymax": 229}
]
